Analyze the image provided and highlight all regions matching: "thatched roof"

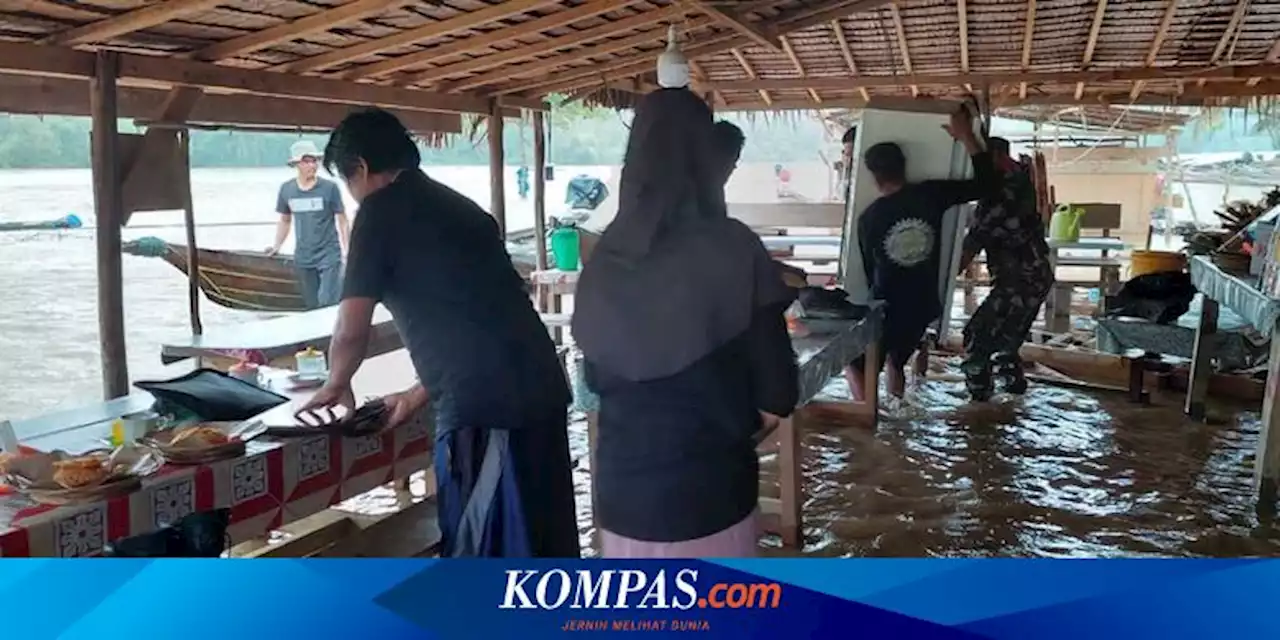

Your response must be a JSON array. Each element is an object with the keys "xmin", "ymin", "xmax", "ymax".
[{"xmin": 0, "ymin": 0, "xmax": 1276, "ymax": 130}]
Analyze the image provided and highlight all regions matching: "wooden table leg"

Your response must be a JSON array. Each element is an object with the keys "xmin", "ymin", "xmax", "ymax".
[
  {"xmin": 1255, "ymin": 317, "xmax": 1280, "ymax": 516},
  {"xmin": 776, "ymin": 412, "xmax": 803, "ymax": 548},
  {"xmin": 1185, "ymin": 297, "xmax": 1219, "ymax": 421},
  {"xmin": 863, "ymin": 339, "xmax": 880, "ymax": 425}
]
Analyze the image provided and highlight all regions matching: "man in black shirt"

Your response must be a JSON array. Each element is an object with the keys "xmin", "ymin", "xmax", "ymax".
[
  {"xmin": 297, "ymin": 108, "xmax": 577, "ymax": 557},
  {"xmin": 845, "ymin": 109, "xmax": 994, "ymax": 401}
]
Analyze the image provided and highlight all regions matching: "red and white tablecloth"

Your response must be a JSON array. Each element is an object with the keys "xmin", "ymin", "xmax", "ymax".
[{"xmin": 0, "ymin": 418, "xmax": 432, "ymax": 557}]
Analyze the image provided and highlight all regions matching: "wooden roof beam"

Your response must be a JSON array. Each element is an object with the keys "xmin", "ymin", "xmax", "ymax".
[
  {"xmin": 888, "ymin": 3, "xmax": 918, "ymax": 97},
  {"xmin": 1019, "ymin": 0, "xmax": 1036, "ymax": 99},
  {"xmin": 732, "ymin": 49, "xmax": 772, "ymax": 106},
  {"xmin": 0, "ymin": 41, "xmax": 543, "ymax": 114},
  {"xmin": 958, "ymin": 0, "xmax": 972, "ymax": 93},
  {"xmin": 194, "ymin": 0, "xmax": 408, "ymax": 62},
  {"xmin": 0, "ymin": 73, "xmax": 460, "ymax": 134},
  {"xmin": 346, "ymin": 0, "xmax": 636, "ymax": 81},
  {"xmin": 1248, "ymin": 38, "xmax": 1280, "ymax": 86},
  {"xmin": 832, "ymin": 19, "xmax": 870, "ymax": 102},
  {"xmin": 704, "ymin": 63, "xmax": 1280, "ymax": 91},
  {"xmin": 415, "ymin": 4, "xmax": 693, "ymax": 89},
  {"xmin": 40, "ymin": 0, "xmax": 223, "ymax": 47},
  {"xmin": 778, "ymin": 35, "xmax": 820, "ymax": 104},
  {"xmin": 277, "ymin": 0, "xmax": 561, "ymax": 74},
  {"xmin": 1130, "ymin": 0, "xmax": 1179, "ymax": 101},
  {"xmin": 442, "ymin": 17, "xmax": 706, "ymax": 93},
  {"xmin": 514, "ymin": 0, "xmax": 899, "ymax": 97},
  {"xmin": 684, "ymin": 0, "xmax": 782, "ymax": 52},
  {"xmin": 1200, "ymin": 0, "xmax": 1250, "ymax": 89},
  {"xmin": 1076, "ymin": 0, "xmax": 1108, "ymax": 100}
]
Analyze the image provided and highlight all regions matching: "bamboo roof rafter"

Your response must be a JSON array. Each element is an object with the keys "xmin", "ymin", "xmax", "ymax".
[{"xmin": 1, "ymin": 0, "xmax": 1278, "ymax": 120}]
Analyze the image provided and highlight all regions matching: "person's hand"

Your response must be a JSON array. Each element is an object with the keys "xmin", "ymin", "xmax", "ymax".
[
  {"xmin": 264, "ymin": 246, "xmax": 280, "ymax": 257},
  {"xmin": 294, "ymin": 382, "xmax": 355, "ymax": 427},
  {"xmin": 942, "ymin": 107, "xmax": 975, "ymax": 142},
  {"xmin": 383, "ymin": 385, "xmax": 429, "ymax": 428}
]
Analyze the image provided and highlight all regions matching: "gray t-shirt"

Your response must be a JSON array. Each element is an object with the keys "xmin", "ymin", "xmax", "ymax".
[{"xmin": 275, "ymin": 178, "xmax": 344, "ymax": 268}]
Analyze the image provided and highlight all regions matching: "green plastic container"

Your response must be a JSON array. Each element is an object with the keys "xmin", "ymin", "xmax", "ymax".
[{"xmin": 550, "ymin": 224, "xmax": 581, "ymax": 271}]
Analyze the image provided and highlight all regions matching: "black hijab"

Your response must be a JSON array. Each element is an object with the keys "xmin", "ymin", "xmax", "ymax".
[{"xmin": 572, "ymin": 88, "xmax": 793, "ymax": 382}]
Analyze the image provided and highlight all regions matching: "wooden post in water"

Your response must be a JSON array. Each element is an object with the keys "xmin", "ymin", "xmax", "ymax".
[
  {"xmin": 179, "ymin": 129, "xmax": 203, "ymax": 336},
  {"xmin": 90, "ymin": 51, "xmax": 129, "ymax": 400},
  {"xmin": 532, "ymin": 111, "xmax": 549, "ymax": 273},
  {"xmin": 488, "ymin": 99, "xmax": 506, "ymax": 237}
]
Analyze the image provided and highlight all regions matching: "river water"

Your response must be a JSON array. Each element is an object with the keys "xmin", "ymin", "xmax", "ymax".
[{"xmin": 1, "ymin": 166, "xmax": 1277, "ymax": 557}]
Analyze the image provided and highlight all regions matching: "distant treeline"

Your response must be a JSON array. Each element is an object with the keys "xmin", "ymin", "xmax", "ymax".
[{"xmin": 0, "ymin": 106, "xmax": 1274, "ymax": 170}]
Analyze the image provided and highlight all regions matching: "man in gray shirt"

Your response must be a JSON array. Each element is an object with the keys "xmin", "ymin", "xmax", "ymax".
[{"xmin": 267, "ymin": 140, "xmax": 350, "ymax": 308}]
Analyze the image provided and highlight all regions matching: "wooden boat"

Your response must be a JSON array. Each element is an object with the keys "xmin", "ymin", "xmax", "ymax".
[
  {"xmin": 123, "ymin": 238, "xmax": 308, "ymax": 312},
  {"xmin": 124, "ymin": 227, "xmax": 601, "ymax": 314}
]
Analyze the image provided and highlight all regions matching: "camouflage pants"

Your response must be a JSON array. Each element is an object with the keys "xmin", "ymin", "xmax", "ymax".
[{"xmin": 963, "ymin": 255, "xmax": 1053, "ymax": 379}]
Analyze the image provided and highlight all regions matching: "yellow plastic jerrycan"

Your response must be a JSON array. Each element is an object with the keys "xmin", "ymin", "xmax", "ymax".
[{"xmin": 1049, "ymin": 204, "xmax": 1084, "ymax": 244}]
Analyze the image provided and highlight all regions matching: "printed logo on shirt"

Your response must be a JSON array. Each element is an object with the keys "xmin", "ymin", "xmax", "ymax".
[
  {"xmin": 882, "ymin": 217, "xmax": 934, "ymax": 267},
  {"xmin": 288, "ymin": 197, "xmax": 325, "ymax": 214}
]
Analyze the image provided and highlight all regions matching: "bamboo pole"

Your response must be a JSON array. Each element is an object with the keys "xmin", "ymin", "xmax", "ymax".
[
  {"xmin": 179, "ymin": 129, "xmax": 203, "ymax": 336},
  {"xmin": 488, "ymin": 99, "xmax": 506, "ymax": 237},
  {"xmin": 90, "ymin": 51, "xmax": 130, "ymax": 399}
]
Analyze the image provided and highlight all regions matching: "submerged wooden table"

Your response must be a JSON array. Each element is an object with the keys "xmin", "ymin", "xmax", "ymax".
[
  {"xmin": 1185, "ymin": 256, "xmax": 1280, "ymax": 510},
  {"xmin": 0, "ymin": 351, "xmax": 431, "ymax": 557}
]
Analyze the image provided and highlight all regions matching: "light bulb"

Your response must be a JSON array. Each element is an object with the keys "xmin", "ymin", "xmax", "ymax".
[{"xmin": 656, "ymin": 24, "xmax": 689, "ymax": 89}]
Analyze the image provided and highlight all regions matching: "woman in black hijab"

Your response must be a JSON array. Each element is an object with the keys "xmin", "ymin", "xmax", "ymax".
[{"xmin": 573, "ymin": 89, "xmax": 799, "ymax": 557}]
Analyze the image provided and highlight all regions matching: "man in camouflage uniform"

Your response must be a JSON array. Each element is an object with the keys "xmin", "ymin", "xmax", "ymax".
[{"xmin": 957, "ymin": 137, "xmax": 1054, "ymax": 401}]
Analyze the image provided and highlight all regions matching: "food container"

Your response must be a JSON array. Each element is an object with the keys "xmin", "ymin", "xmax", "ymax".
[
  {"xmin": 229, "ymin": 361, "xmax": 261, "ymax": 387},
  {"xmin": 295, "ymin": 347, "xmax": 328, "ymax": 378}
]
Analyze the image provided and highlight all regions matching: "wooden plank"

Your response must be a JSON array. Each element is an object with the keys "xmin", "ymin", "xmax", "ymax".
[
  {"xmin": 41, "ymin": 0, "xmax": 223, "ymax": 47},
  {"xmin": 417, "ymin": 4, "xmax": 692, "ymax": 88},
  {"xmin": 0, "ymin": 73, "xmax": 460, "ymax": 134},
  {"xmin": 0, "ymin": 41, "xmax": 544, "ymax": 114},
  {"xmin": 776, "ymin": 414, "xmax": 803, "ymax": 547},
  {"xmin": 1185, "ymin": 297, "xmax": 1218, "ymax": 421},
  {"xmin": 1075, "ymin": 0, "xmax": 1108, "ymax": 99},
  {"xmin": 277, "ymin": 0, "xmax": 560, "ymax": 74},
  {"xmin": 488, "ymin": 100, "xmax": 506, "ymax": 237},
  {"xmin": 728, "ymin": 202, "xmax": 844, "ymax": 228},
  {"xmin": 888, "ymin": 2, "xmax": 919, "ymax": 97},
  {"xmin": 704, "ymin": 63, "xmax": 1280, "ymax": 92},
  {"xmin": 349, "ymin": 0, "xmax": 628, "ymax": 80},
  {"xmin": 1129, "ymin": 0, "xmax": 1178, "ymax": 100},
  {"xmin": 1256, "ymin": 317, "xmax": 1280, "ymax": 511},
  {"xmin": 513, "ymin": 0, "xmax": 912, "ymax": 96},
  {"xmin": 533, "ymin": 111, "xmax": 549, "ymax": 272},
  {"xmin": 1018, "ymin": 0, "xmax": 1035, "ymax": 99},
  {"xmin": 195, "ymin": 0, "xmax": 409, "ymax": 62},
  {"xmin": 179, "ymin": 130, "xmax": 203, "ymax": 337},
  {"xmin": 832, "ymin": 19, "xmax": 870, "ymax": 102},
  {"xmin": 685, "ymin": 0, "xmax": 782, "ymax": 52},
  {"xmin": 91, "ymin": 51, "xmax": 129, "ymax": 400}
]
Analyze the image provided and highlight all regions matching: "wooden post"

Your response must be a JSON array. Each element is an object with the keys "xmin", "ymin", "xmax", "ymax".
[
  {"xmin": 90, "ymin": 51, "xmax": 129, "ymax": 400},
  {"xmin": 1256, "ymin": 316, "xmax": 1280, "ymax": 514},
  {"xmin": 487, "ymin": 99, "xmax": 506, "ymax": 237},
  {"xmin": 1185, "ymin": 297, "xmax": 1218, "ymax": 421},
  {"xmin": 179, "ymin": 129, "xmax": 203, "ymax": 336},
  {"xmin": 776, "ymin": 414, "xmax": 803, "ymax": 548},
  {"xmin": 532, "ymin": 111, "xmax": 548, "ymax": 273}
]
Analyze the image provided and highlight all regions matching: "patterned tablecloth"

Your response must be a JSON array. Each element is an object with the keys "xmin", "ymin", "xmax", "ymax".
[{"xmin": 0, "ymin": 419, "xmax": 432, "ymax": 558}]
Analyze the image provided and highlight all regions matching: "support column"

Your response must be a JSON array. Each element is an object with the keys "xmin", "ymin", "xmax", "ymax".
[
  {"xmin": 90, "ymin": 51, "xmax": 129, "ymax": 400},
  {"xmin": 179, "ymin": 129, "xmax": 203, "ymax": 336},
  {"xmin": 1185, "ymin": 297, "xmax": 1218, "ymax": 421},
  {"xmin": 1256, "ymin": 316, "xmax": 1280, "ymax": 515},
  {"xmin": 532, "ymin": 111, "xmax": 548, "ymax": 273},
  {"xmin": 487, "ymin": 99, "xmax": 506, "ymax": 238}
]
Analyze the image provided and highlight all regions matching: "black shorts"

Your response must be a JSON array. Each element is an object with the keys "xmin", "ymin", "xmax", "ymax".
[{"xmin": 851, "ymin": 312, "xmax": 935, "ymax": 372}]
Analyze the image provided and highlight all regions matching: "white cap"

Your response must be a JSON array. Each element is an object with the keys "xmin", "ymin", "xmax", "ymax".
[
  {"xmin": 288, "ymin": 140, "xmax": 322, "ymax": 165},
  {"xmin": 656, "ymin": 25, "xmax": 689, "ymax": 89}
]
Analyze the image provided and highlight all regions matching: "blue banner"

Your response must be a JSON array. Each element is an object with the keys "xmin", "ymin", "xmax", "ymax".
[{"xmin": 0, "ymin": 559, "xmax": 1273, "ymax": 638}]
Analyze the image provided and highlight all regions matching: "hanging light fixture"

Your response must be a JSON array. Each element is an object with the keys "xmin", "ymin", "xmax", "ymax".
[{"xmin": 656, "ymin": 24, "xmax": 689, "ymax": 89}]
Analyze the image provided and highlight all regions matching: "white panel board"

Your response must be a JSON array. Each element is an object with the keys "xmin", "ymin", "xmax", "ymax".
[{"xmin": 836, "ymin": 104, "xmax": 978, "ymax": 342}]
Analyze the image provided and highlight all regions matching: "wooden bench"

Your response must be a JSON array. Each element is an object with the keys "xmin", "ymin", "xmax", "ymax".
[{"xmin": 160, "ymin": 305, "xmax": 400, "ymax": 367}]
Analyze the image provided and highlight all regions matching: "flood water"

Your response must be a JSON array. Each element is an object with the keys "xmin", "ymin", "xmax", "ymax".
[{"xmin": 2, "ymin": 166, "xmax": 1277, "ymax": 558}]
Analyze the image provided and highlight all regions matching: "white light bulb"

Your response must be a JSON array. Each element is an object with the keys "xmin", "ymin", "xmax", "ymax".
[{"xmin": 656, "ymin": 24, "xmax": 689, "ymax": 89}]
